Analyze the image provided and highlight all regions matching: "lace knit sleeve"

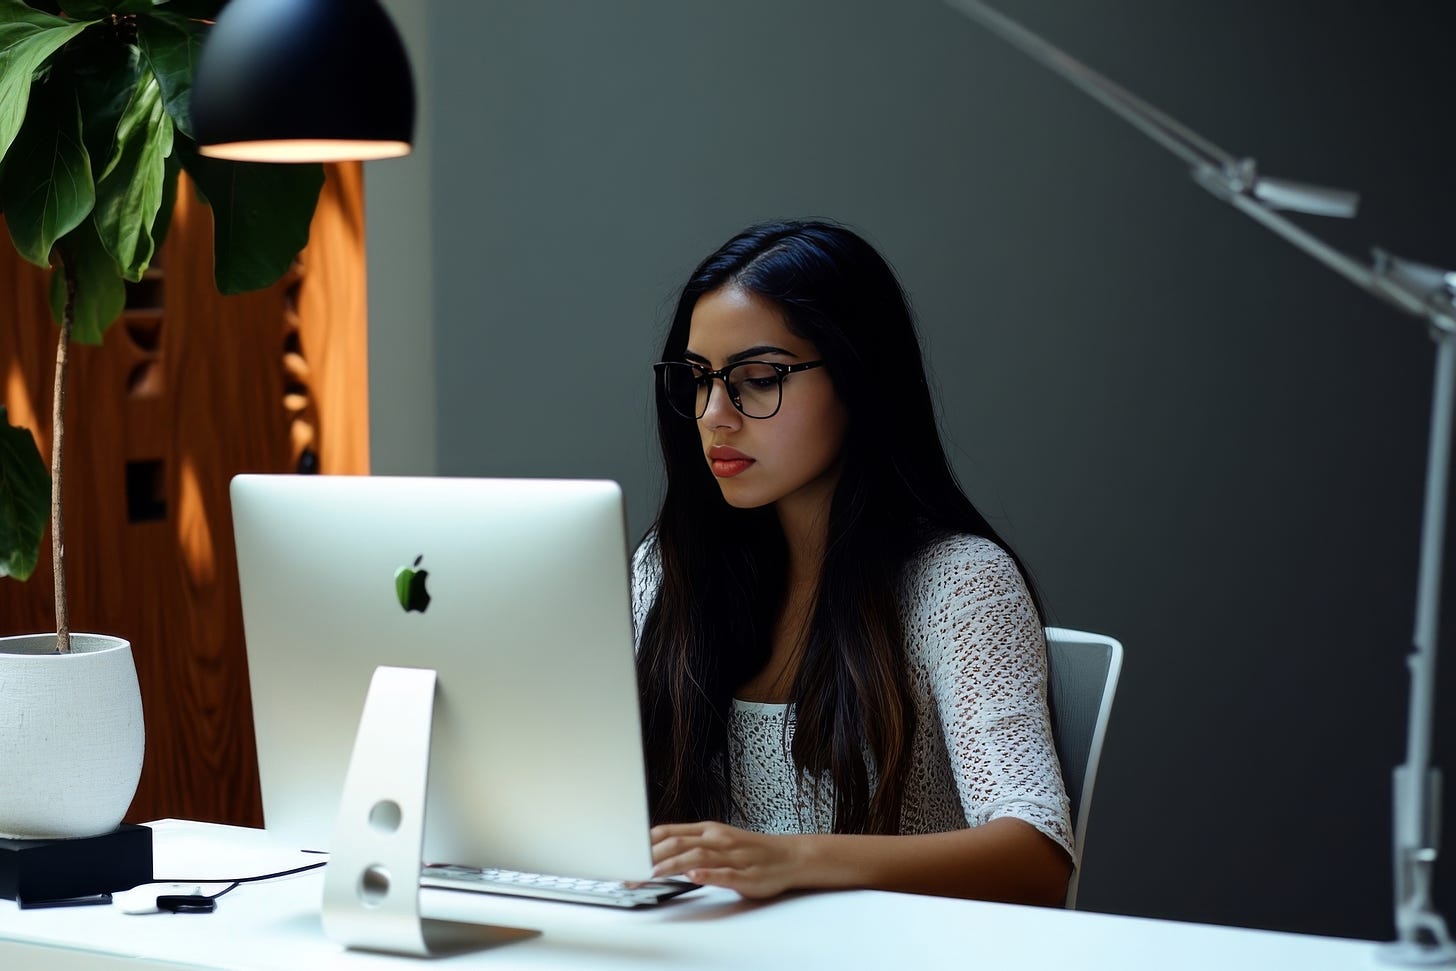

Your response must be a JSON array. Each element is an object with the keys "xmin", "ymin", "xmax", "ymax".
[
  {"xmin": 906, "ymin": 535, "xmax": 1075, "ymax": 860},
  {"xmin": 629, "ymin": 537, "xmax": 660, "ymax": 648}
]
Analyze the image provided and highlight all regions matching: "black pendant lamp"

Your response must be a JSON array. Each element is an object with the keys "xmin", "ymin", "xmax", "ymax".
[{"xmin": 192, "ymin": 0, "xmax": 415, "ymax": 162}]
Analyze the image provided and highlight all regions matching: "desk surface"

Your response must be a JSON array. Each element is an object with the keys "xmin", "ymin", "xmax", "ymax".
[{"xmin": 0, "ymin": 820, "xmax": 1382, "ymax": 970}]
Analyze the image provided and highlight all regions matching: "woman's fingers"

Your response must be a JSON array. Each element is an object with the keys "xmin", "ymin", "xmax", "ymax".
[
  {"xmin": 682, "ymin": 866, "xmax": 742, "ymax": 891},
  {"xmin": 682, "ymin": 862, "xmax": 785, "ymax": 900},
  {"xmin": 652, "ymin": 834, "xmax": 703, "ymax": 868},
  {"xmin": 651, "ymin": 821, "xmax": 737, "ymax": 868},
  {"xmin": 650, "ymin": 822, "xmax": 708, "ymax": 841},
  {"xmin": 651, "ymin": 822, "xmax": 756, "ymax": 876},
  {"xmin": 648, "ymin": 822, "xmax": 794, "ymax": 898},
  {"xmin": 652, "ymin": 840, "xmax": 735, "ymax": 877},
  {"xmin": 652, "ymin": 851, "xmax": 699, "ymax": 878},
  {"xmin": 651, "ymin": 821, "xmax": 733, "ymax": 845}
]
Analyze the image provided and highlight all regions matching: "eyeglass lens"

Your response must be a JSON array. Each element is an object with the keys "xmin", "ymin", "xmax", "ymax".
[{"xmin": 660, "ymin": 362, "xmax": 784, "ymax": 419}]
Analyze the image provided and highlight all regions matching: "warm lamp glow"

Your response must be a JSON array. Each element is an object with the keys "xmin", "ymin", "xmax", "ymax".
[{"xmin": 199, "ymin": 140, "xmax": 412, "ymax": 163}]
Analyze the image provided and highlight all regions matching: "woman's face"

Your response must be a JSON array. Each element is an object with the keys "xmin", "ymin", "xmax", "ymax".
[{"xmin": 683, "ymin": 286, "xmax": 848, "ymax": 516}]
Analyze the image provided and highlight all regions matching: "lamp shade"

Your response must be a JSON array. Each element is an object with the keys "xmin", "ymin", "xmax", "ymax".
[{"xmin": 192, "ymin": 0, "xmax": 415, "ymax": 162}]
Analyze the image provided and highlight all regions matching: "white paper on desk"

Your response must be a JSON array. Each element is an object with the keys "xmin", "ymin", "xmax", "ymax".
[{"xmin": 145, "ymin": 819, "xmax": 324, "ymax": 883}]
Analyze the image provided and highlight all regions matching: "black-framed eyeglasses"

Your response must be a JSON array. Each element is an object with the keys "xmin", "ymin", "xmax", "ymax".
[{"xmin": 652, "ymin": 359, "xmax": 827, "ymax": 420}]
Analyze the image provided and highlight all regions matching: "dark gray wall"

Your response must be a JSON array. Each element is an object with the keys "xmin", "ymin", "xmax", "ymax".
[{"xmin": 374, "ymin": 0, "xmax": 1456, "ymax": 941}]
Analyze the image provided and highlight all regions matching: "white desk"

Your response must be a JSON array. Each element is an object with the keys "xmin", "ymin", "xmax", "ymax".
[{"xmin": 0, "ymin": 820, "xmax": 1380, "ymax": 970}]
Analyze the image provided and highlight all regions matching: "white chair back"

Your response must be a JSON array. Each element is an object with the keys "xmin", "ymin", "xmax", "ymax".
[{"xmin": 1044, "ymin": 627, "xmax": 1123, "ymax": 909}]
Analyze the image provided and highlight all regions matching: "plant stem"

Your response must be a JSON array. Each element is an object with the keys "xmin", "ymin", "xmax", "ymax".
[{"xmin": 52, "ymin": 265, "xmax": 75, "ymax": 654}]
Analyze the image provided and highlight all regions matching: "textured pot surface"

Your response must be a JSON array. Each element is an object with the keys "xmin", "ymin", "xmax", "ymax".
[{"xmin": 0, "ymin": 633, "xmax": 146, "ymax": 839}]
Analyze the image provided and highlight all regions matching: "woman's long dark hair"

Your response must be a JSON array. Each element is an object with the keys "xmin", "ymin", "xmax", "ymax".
[{"xmin": 636, "ymin": 219, "xmax": 1039, "ymax": 835}]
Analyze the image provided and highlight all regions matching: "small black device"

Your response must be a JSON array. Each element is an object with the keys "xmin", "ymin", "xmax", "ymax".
[{"xmin": 157, "ymin": 894, "xmax": 217, "ymax": 914}]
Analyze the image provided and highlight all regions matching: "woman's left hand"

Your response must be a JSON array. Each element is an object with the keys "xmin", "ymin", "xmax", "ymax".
[{"xmin": 650, "ymin": 821, "xmax": 804, "ymax": 899}]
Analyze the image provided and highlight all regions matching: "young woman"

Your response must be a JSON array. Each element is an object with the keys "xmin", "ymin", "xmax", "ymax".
[{"xmin": 633, "ymin": 220, "xmax": 1073, "ymax": 905}]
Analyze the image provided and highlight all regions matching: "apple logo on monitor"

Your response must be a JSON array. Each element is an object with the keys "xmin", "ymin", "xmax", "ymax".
[{"xmin": 394, "ymin": 554, "xmax": 431, "ymax": 613}]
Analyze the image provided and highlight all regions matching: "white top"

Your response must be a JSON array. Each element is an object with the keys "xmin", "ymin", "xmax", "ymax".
[{"xmin": 631, "ymin": 533, "xmax": 1074, "ymax": 859}]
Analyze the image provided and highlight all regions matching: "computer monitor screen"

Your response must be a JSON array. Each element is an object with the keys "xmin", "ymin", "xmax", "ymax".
[{"xmin": 231, "ymin": 475, "xmax": 654, "ymax": 881}]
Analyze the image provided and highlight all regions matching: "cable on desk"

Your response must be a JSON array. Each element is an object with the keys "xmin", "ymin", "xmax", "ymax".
[
  {"xmin": 152, "ymin": 859, "xmax": 328, "ymax": 886},
  {"xmin": 146, "ymin": 860, "xmax": 328, "ymax": 914}
]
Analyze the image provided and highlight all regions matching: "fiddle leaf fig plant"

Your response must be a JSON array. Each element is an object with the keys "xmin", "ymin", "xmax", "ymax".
[{"xmin": 0, "ymin": 0, "xmax": 325, "ymax": 651}]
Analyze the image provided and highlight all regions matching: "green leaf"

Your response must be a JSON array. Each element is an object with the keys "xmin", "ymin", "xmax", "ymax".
[
  {"xmin": 69, "ymin": 31, "xmax": 143, "ymax": 171},
  {"xmin": 137, "ymin": 10, "xmax": 206, "ymax": 139},
  {"xmin": 94, "ymin": 69, "xmax": 173, "ymax": 280},
  {"xmin": 177, "ymin": 139, "xmax": 323, "ymax": 294},
  {"xmin": 1, "ymin": 76, "xmax": 94, "ymax": 267},
  {"xmin": 0, "ymin": 404, "xmax": 50, "ymax": 582},
  {"xmin": 49, "ymin": 214, "xmax": 125, "ymax": 344},
  {"xmin": 0, "ymin": 1, "xmax": 94, "ymax": 163},
  {"xmin": 151, "ymin": 147, "xmax": 179, "ymax": 252}
]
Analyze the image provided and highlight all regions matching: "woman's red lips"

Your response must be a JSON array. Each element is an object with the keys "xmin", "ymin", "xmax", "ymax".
[{"xmin": 708, "ymin": 445, "xmax": 753, "ymax": 478}]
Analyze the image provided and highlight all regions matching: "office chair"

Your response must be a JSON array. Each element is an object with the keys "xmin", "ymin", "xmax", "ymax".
[{"xmin": 1044, "ymin": 627, "xmax": 1124, "ymax": 910}]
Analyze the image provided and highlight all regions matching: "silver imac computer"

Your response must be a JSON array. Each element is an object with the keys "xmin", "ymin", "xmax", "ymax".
[{"xmin": 231, "ymin": 475, "xmax": 689, "ymax": 956}]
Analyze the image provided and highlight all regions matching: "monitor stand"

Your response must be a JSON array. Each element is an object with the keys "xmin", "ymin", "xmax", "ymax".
[{"xmin": 320, "ymin": 665, "xmax": 538, "ymax": 957}]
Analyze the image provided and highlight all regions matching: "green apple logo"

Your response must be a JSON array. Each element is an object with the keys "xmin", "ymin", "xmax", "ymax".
[{"xmin": 395, "ymin": 554, "xmax": 431, "ymax": 613}]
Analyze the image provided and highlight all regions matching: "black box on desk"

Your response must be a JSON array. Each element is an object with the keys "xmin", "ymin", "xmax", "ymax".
[{"xmin": 0, "ymin": 824, "xmax": 152, "ymax": 904}]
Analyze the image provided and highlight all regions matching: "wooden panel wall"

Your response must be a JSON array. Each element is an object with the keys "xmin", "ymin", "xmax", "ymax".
[{"xmin": 0, "ymin": 164, "xmax": 368, "ymax": 827}]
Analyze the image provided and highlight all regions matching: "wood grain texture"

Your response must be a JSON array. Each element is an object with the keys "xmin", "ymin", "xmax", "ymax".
[
  {"xmin": 292, "ymin": 162, "xmax": 370, "ymax": 476},
  {"xmin": 0, "ymin": 164, "xmax": 368, "ymax": 828}
]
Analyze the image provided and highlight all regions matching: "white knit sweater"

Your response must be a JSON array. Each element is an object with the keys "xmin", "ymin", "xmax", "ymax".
[{"xmin": 631, "ymin": 533, "xmax": 1075, "ymax": 860}]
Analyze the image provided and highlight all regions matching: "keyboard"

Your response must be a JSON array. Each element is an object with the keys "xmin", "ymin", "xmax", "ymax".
[{"xmin": 420, "ymin": 864, "xmax": 700, "ymax": 908}]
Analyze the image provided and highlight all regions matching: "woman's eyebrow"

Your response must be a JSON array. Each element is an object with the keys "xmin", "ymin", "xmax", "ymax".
[
  {"xmin": 681, "ymin": 345, "xmax": 800, "ymax": 366},
  {"xmin": 727, "ymin": 345, "xmax": 798, "ymax": 364}
]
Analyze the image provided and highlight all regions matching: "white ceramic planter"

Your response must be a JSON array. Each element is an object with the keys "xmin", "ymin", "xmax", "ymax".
[{"xmin": 0, "ymin": 633, "xmax": 145, "ymax": 839}]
